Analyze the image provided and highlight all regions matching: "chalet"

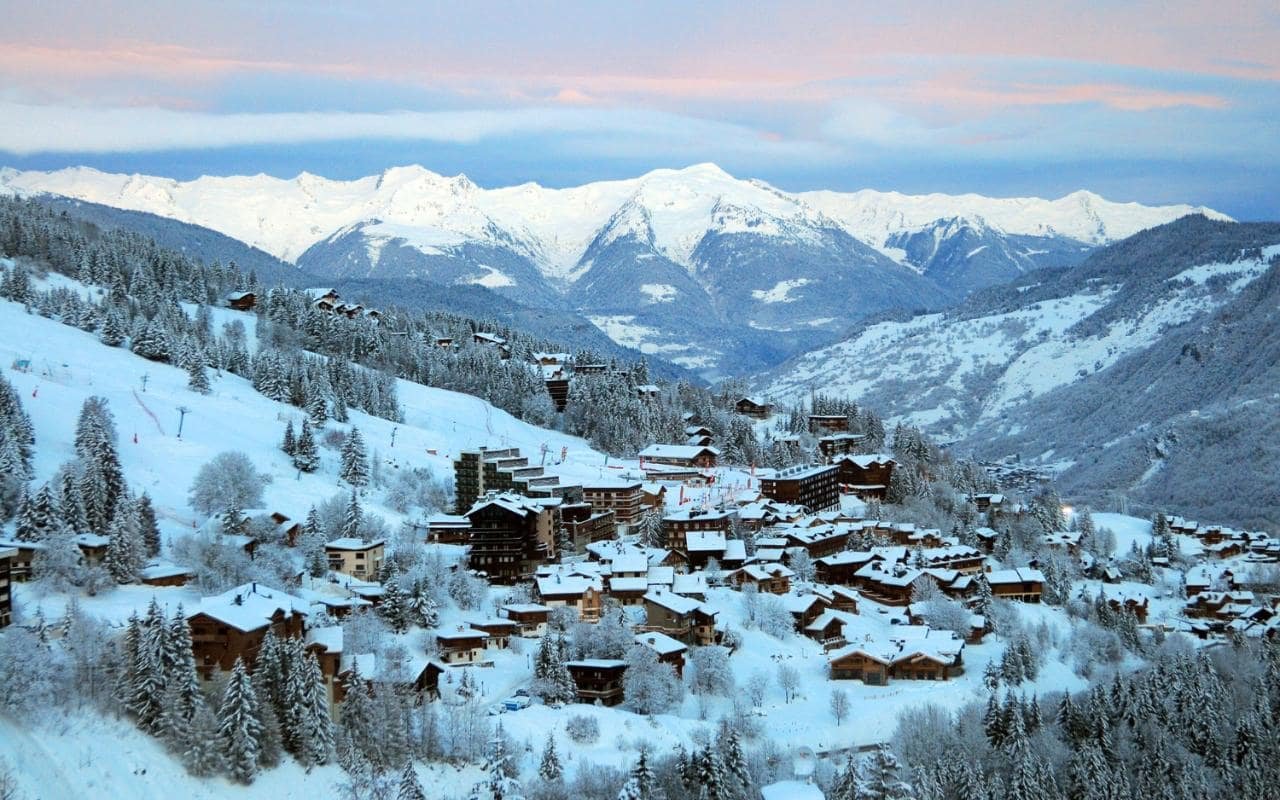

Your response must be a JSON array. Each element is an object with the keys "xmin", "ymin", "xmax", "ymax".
[
  {"xmin": 535, "ymin": 572, "xmax": 603, "ymax": 621},
  {"xmin": 75, "ymin": 533, "xmax": 111, "ymax": 566},
  {"xmin": 608, "ymin": 575, "xmax": 651, "ymax": 605},
  {"xmin": 917, "ymin": 545, "xmax": 985, "ymax": 573},
  {"xmin": 1099, "ymin": 589, "xmax": 1150, "ymax": 625},
  {"xmin": 307, "ymin": 288, "xmax": 341, "ymax": 311},
  {"xmin": 685, "ymin": 425, "xmax": 714, "ymax": 447},
  {"xmin": 807, "ymin": 414, "xmax": 849, "ymax": 434},
  {"xmin": 1185, "ymin": 565, "xmax": 1236, "ymax": 597},
  {"xmin": 735, "ymin": 397, "xmax": 771, "ymax": 419},
  {"xmin": 634, "ymin": 631, "xmax": 688, "ymax": 677},
  {"xmin": 661, "ymin": 507, "xmax": 735, "ymax": 553},
  {"xmin": 636, "ymin": 384, "xmax": 661, "ymax": 401},
  {"xmin": 968, "ymin": 493, "xmax": 1005, "ymax": 513},
  {"xmin": 187, "ymin": 583, "xmax": 309, "ymax": 679},
  {"xmin": 225, "ymin": 291, "xmax": 257, "ymax": 311},
  {"xmin": 640, "ymin": 444, "xmax": 719, "ymax": 469},
  {"xmin": 0, "ymin": 546, "xmax": 13, "ymax": 628},
  {"xmin": 140, "ymin": 561, "xmax": 195, "ymax": 587},
  {"xmin": 641, "ymin": 589, "xmax": 719, "ymax": 645},
  {"xmin": 304, "ymin": 625, "xmax": 346, "ymax": 699},
  {"xmin": 581, "ymin": 479, "xmax": 644, "ymax": 528},
  {"xmin": 314, "ymin": 595, "xmax": 373, "ymax": 619},
  {"xmin": 426, "ymin": 514, "xmax": 472, "ymax": 544},
  {"xmin": 641, "ymin": 463, "xmax": 708, "ymax": 482},
  {"xmin": 804, "ymin": 609, "xmax": 853, "ymax": 651},
  {"xmin": 760, "ymin": 464, "xmax": 840, "ymax": 513},
  {"xmin": 500, "ymin": 603, "xmax": 552, "ymax": 637},
  {"xmin": 1184, "ymin": 591, "xmax": 1255, "ymax": 620},
  {"xmin": 465, "ymin": 492, "xmax": 560, "ymax": 584},
  {"xmin": 728, "ymin": 563, "xmax": 794, "ymax": 595},
  {"xmin": 780, "ymin": 525, "xmax": 850, "ymax": 559},
  {"xmin": 853, "ymin": 561, "xmax": 930, "ymax": 606},
  {"xmin": 1042, "ymin": 530, "xmax": 1083, "ymax": 554},
  {"xmin": 0, "ymin": 539, "xmax": 40, "ymax": 582},
  {"xmin": 815, "ymin": 551, "xmax": 879, "ymax": 585},
  {"xmin": 828, "ymin": 627, "xmax": 964, "ymax": 684},
  {"xmin": 325, "ymin": 538, "xmax": 386, "ymax": 580},
  {"xmin": 784, "ymin": 594, "xmax": 830, "ymax": 632},
  {"xmin": 641, "ymin": 483, "xmax": 667, "ymax": 511},
  {"xmin": 467, "ymin": 618, "xmax": 520, "ymax": 649},
  {"xmin": 721, "ymin": 539, "xmax": 747, "ymax": 570},
  {"xmin": 435, "ymin": 627, "xmax": 489, "ymax": 665},
  {"xmin": 335, "ymin": 651, "xmax": 444, "ymax": 704},
  {"xmin": 817, "ymin": 433, "xmax": 865, "ymax": 462},
  {"xmin": 565, "ymin": 660, "xmax": 627, "ymax": 706},
  {"xmin": 685, "ymin": 530, "xmax": 728, "ymax": 569},
  {"xmin": 984, "ymin": 567, "xmax": 1045, "ymax": 602},
  {"xmin": 829, "ymin": 586, "xmax": 860, "ymax": 613},
  {"xmin": 834, "ymin": 454, "xmax": 896, "ymax": 500}
]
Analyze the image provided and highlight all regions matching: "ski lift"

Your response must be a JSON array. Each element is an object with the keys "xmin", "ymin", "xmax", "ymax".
[{"xmin": 11, "ymin": 358, "xmax": 31, "ymax": 373}]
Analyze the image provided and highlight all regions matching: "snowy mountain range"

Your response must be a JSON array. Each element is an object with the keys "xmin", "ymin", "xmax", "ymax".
[
  {"xmin": 756, "ymin": 216, "xmax": 1280, "ymax": 527},
  {"xmin": 0, "ymin": 164, "xmax": 1227, "ymax": 376}
]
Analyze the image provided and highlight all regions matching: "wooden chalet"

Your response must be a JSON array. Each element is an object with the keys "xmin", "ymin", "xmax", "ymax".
[
  {"xmin": 853, "ymin": 561, "xmax": 930, "ymax": 606},
  {"xmin": 467, "ymin": 617, "xmax": 520, "ymax": 649},
  {"xmin": 335, "ymin": 651, "xmax": 444, "ymax": 705},
  {"xmin": 828, "ymin": 627, "xmax": 964, "ymax": 684},
  {"xmin": 661, "ymin": 507, "xmax": 735, "ymax": 552},
  {"xmin": 74, "ymin": 533, "xmax": 111, "ymax": 566},
  {"xmin": 435, "ymin": 627, "xmax": 489, "ymax": 665},
  {"xmin": 561, "ymin": 503, "xmax": 617, "ymax": 553},
  {"xmin": 728, "ymin": 563, "xmax": 794, "ymax": 595},
  {"xmin": 817, "ymin": 433, "xmax": 865, "ymax": 462},
  {"xmin": 225, "ymin": 291, "xmax": 257, "ymax": 311},
  {"xmin": 735, "ymin": 396, "xmax": 772, "ymax": 419},
  {"xmin": 984, "ymin": 567, "xmax": 1045, "ymax": 602},
  {"xmin": 500, "ymin": 603, "xmax": 552, "ymax": 637},
  {"xmin": 641, "ymin": 589, "xmax": 719, "ymax": 645},
  {"xmin": 815, "ymin": 551, "xmax": 879, "ymax": 585},
  {"xmin": 834, "ymin": 454, "xmax": 896, "ymax": 500},
  {"xmin": 634, "ymin": 631, "xmax": 688, "ymax": 677},
  {"xmin": 804, "ymin": 609, "xmax": 851, "ymax": 651},
  {"xmin": 426, "ymin": 514, "xmax": 472, "ymax": 544},
  {"xmin": 140, "ymin": 561, "xmax": 195, "ymax": 587},
  {"xmin": 640, "ymin": 444, "xmax": 719, "ymax": 469},
  {"xmin": 807, "ymin": 414, "xmax": 849, "ymax": 434},
  {"xmin": 465, "ymin": 492, "xmax": 559, "ymax": 584},
  {"xmin": 187, "ymin": 583, "xmax": 309, "ymax": 679},
  {"xmin": 784, "ymin": 594, "xmax": 830, "ymax": 632},
  {"xmin": 565, "ymin": 660, "xmax": 627, "ymax": 706}
]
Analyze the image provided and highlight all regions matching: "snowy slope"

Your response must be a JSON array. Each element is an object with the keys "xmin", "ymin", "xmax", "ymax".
[{"xmin": 0, "ymin": 276, "xmax": 612, "ymax": 549}]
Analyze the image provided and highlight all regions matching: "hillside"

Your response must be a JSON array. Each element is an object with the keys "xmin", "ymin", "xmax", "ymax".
[
  {"xmin": 0, "ymin": 164, "xmax": 1225, "ymax": 377},
  {"xmin": 756, "ymin": 217, "xmax": 1280, "ymax": 526}
]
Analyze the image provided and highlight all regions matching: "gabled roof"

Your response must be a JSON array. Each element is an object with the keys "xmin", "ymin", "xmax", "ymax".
[
  {"xmin": 326, "ymin": 537, "xmax": 386, "ymax": 550},
  {"xmin": 189, "ymin": 583, "xmax": 309, "ymax": 633},
  {"xmin": 644, "ymin": 589, "xmax": 701, "ymax": 615},
  {"xmin": 639, "ymin": 444, "xmax": 720, "ymax": 460},
  {"xmin": 635, "ymin": 631, "xmax": 687, "ymax": 656}
]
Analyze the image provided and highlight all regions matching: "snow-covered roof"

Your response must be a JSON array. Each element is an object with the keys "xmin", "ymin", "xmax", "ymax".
[
  {"xmin": 435, "ymin": 627, "xmax": 488, "ymax": 641},
  {"xmin": 189, "ymin": 583, "xmax": 310, "ymax": 632},
  {"xmin": 501, "ymin": 603, "xmax": 551, "ymax": 614},
  {"xmin": 635, "ymin": 631, "xmax": 687, "ymax": 656},
  {"xmin": 639, "ymin": 444, "xmax": 720, "ymax": 459},
  {"xmin": 140, "ymin": 561, "xmax": 194, "ymax": 580},
  {"xmin": 325, "ymin": 537, "xmax": 386, "ymax": 550},
  {"xmin": 610, "ymin": 577, "xmax": 650, "ymax": 593},
  {"xmin": 426, "ymin": 514, "xmax": 470, "ymax": 526},
  {"xmin": 565, "ymin": 659, "xmax": 628, "ymax": 669},
  {"xmin": 686, "ymin": 531, "xmax": 728, "ymax": 552},
  {"xmin": 536, "ymin": 573, "xmax": 601, "ymax": 597},
  {"xmin": 837, "ymin": 453, "xmax": 895, "ymax": 468},
  {"xmin": 723, "ymin": 540, "xmax": 746, "ymax": 561},
  {"xmin": 644, "ymin": 589, "xmax": 701, "ymax": 615},
  {"xmin": 985, "ymin": 567, "xmax": 1045, "ymax": 585},
  {"xmin": 738, "ymin": 563, "xmax": 795, "ymax": 581},
  {"xmin": 465, "ymin": 492, "xmax": 548, "ymax": 519},
  {"xmin": 305, "ymin": 625, "xmax": 343, "ymax": 653}
]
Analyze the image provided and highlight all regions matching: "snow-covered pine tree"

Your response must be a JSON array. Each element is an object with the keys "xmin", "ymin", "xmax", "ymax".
[
  {"xmin": 57, "ymin": 464, "xmax": 89, "ymax": 533},
  {"xmin": 105, "ymin": 495, "xmax": 143, "ymax": 584},
  {"xmin": 183, "ymin": 701, "xmax": 226, "ymax": 777},
  {"xmin": 306, "ymin": 381, "xmax": 329, "ymax": 426},
  {"xmin": 340, "ymin": 427, "xmax": 370, "ymax": 488},
  {"xmin": 155, "ymin": 606, "xmax": 204, "ymax": 750},
  {"xmin": 15, "ymin": 482, "xmax": 64, "ymax": 541},
  {"xmin": 281, "ymin": 420, "xmax": 297, "ymax": 457},
  {"xmin": 340, "ymin": 489, "xmax": 363, "ymax": 541},
  {"xmin": 856, "ymin": 745, "xmax": 914, "ymax": 800},
  {"xmin": 291, "ymin": 648, "xmax": 334, "ymax": 767},
  {"xmin": 136, "ymin": 492, "xmax": 161, "ymax": 558},
  {"xmin": 636, "ymin": 510, "xmax": 663, "ymax": 549},
  {"xmin": 398, "ymin": 761, "xmax": 427, "ymax": 800},
  {"xmin": 217, "ymin": 657, "xmax": 264, "ymax": 784},
  {"xmin": 538, "ymin": 733, "xmax": 563, "ymax": 782},
  {"xmin": 187, "ymin": 350, "xmax": 211, "ymax": 394},
  {"xmin": 379, "ymin": 577, "xmax": 410, "ymax": 633},
  {"xmin": 339, "ymin": 660, "xmax": 378, "ymax": 764},
  {"xmin": 293, "ymin": 418, "xmax": 319, "ymax": 473},
  {"xmin": 99, "ymin": 306, "xmax": 127, "ymax": 347},
  {"xmin": 131, "ymin": 319, "xmax": 171, "ymax": 362}
]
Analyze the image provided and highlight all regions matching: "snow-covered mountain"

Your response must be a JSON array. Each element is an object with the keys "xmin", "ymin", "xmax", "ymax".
[
  {"xmin": 755, "ymin": 216, "xmax": 1280, "ymax": 527},
  {"xmin": 0, "ymin": 164, "xmax": 1227, "ymax": 376}
]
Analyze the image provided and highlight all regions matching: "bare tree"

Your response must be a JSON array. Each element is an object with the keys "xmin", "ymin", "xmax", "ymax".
[
  {"xmin": 777, "ymin": 663, "xmax": 800, "ymax": 704},
  {"xmin": 830, "ymin": 688, "xmax": 850, "ymax": 726}
]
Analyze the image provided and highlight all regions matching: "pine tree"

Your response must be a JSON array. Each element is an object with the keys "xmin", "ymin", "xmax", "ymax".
[
  {"xmin": 100, "ymin": 306, "xmax": 127, "ymax": 347},
  {"xmin": 156, "ymin": 607, "xmax": 204, "ymax": 750},
  {"xmin": 723, "ymin": 727, "xmax": 751, "ymax": 793},
  {"xmin": 15, "ymin": 482, "xmax": 65, "ymax": 541},
  {"xmin": 217, "ymin": 657, "xmax": 264, "ymax": 784},
  {"xmin": 105, "ymin": 496, "xmax": 143, "ymax": 583},
  {"xmin": 294, "ymin": 650, "xmax": 334, "ymax": 767},
  {"xmin": 695, "ymin": 748, "xmax": 727, "ymax": 800},
  {"xmin": 538, "ymin": 733, "xmax": 563, "ymax": 782},
  {"xmin": 340, "ymin": 489, "xmax": 363, "ymax": 541},
  {"xmin": 187, "ymin": 350, "xmax": 211, "ymax": 394},
  {"xmin": 379, "ymin": 577, "xmax": 410, "ymax": 633},
  {"xmin": 340, "ymin": 427, "xmax": 369, "ymax": 487},
  {"xmin": 398, "ymin": 761, "xmax": 427, "ymax": 800},
  {"xmin": 340, "ymin": 661, "xmax": 377, "ymax": 764},
  {"xmin": 183, "ymin": 702, "xmax": 226, "ymax": 777},
  {"xmin": 132, "ymin": 319, "xmax": 172, "ymax": 362},
  {"xmin": 856, "ymin": 745, "xmax": 913, "ymax": 800},
  {"xmin": 129, "ymin": 599, "xmax": 170, "ymax": 731},
  {"xmin": 293, "ymin": 419, "xmax": 319, "ymax": 473},
  {"xmin": 57, "ymin": 465, "xmax": 89, "ymax": 533},
  {"xmin": 306, "ymin": 383, "xmax": 329, "ymax": 426},
  {"xmin": 136, "ymin": 492, "xmax": 161, "ymax": 558},
  {"xmin": 281, "ymin": 420, "xmax": 297, "ymax": 457}
]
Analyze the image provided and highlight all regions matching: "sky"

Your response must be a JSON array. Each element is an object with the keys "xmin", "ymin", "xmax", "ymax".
[{"xmin": 2, "ymin": 1, "xmax": 1278, "ymax": 219}]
